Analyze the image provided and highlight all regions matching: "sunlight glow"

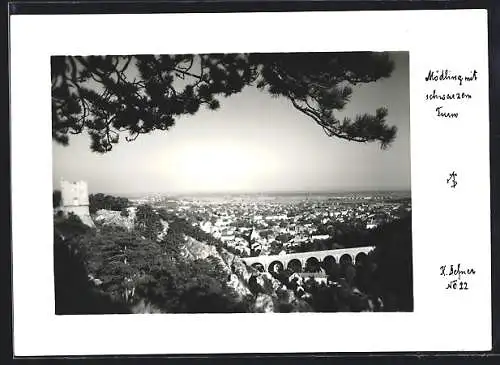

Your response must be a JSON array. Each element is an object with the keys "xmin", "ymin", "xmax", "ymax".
[{"xmin": 166, "ymin": 141, "xmax": 277, "ymax": 193}]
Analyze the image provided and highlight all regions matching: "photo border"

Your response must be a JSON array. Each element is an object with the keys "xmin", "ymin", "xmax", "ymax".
[{"xmin": 6, "ymin": 0, "xmax": 499, "ymax": 362}]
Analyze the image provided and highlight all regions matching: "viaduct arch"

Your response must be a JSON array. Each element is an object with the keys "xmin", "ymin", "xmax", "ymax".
[{"xmin": 242, "ymin": 246, "xmax": 375, "ymax": 273}]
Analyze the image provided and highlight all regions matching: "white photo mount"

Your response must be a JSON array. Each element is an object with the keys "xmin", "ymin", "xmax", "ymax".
[{"xmin": 10, "ymin": 9, "xmax": 491, "ymax": 355}]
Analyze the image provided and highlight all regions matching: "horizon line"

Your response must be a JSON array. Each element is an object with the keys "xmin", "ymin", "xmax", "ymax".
[{"xmin": 89, "ymin": 188, "xmax": 412, "ymax": 197}]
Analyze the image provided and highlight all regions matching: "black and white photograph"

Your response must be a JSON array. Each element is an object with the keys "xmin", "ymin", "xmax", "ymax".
[
  {"xmin": 11, "ymin": 8, "xmax": 492, "ymax": 355},
  {"xmin": 51, "ymin": 51, "xmax": 412, "ymax": 314}
]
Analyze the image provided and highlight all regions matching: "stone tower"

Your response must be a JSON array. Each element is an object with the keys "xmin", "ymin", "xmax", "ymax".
[{"xmin": 59, "ymin": 178, "xmax": 95, "ymax": 227}]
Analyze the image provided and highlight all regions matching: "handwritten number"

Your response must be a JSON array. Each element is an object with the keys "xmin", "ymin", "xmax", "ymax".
[
  {"xmin": 446, "ymin": 281, "xmax": 469, "ymax": 290},
  {"xmin": 446, "ymin": 280, "xmax": 457, "ymax": 290},
  {"xmin": 441, "ymin": 263, "xmax": 475, "ymax": 290}
]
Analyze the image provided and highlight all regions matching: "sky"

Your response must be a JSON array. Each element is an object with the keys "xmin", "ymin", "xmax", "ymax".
[{"xmin": 52, "ymin": 52, "xmax": 410, "ymax": 195}]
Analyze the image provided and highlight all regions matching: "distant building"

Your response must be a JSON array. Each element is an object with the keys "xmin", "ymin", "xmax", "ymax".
[
  {"xmin": 299, "ymin": 273, "xmax": 328, "ymax": 285},
  {"xmin": 311, "ymin": 234, "xmax": 330, "ymax": 241},
  {"xmin": 221, "ymin": 234, "xmax": 235, "ymax": 243},
  {"xmin": 200, "ymin": 221, "xmax": 212, "ymax": 233},
  {"xmin": 57, "ymin": 179, "xmax": 95, "ymax": 227},
  {"xmin": 250, "ymin": 228, "xmax": 260, "ymax": 242}
]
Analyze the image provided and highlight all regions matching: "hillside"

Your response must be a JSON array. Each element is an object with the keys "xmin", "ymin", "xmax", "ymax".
[
  {"xmin": 54, "ymin": 205, "xmax": 314, "ymax": 313},
  {"xmin": 54, "ymin": 202, "xmax": 412, "ymax": 313}
]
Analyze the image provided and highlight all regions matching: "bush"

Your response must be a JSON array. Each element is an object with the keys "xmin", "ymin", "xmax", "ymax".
[
  {"xmin": 54, "ymin": 227, "xmax": 130, "ymax": 315},
  {"xmin": 89, "ymin": 193, "xmax": 131, "ymax": 214}
]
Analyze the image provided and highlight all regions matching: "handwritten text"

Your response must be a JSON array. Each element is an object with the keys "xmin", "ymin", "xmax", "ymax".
[
  {"xmin": 424, "ymin": 69, "xmax": 478, "ymax": 119},
  {"xmin": 440, "ymin": 263, "xmax": 476, "ymax": 290}
]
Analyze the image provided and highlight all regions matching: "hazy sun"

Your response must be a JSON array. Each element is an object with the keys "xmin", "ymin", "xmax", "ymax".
[{"xmin": 169, "ymin": 141, "xmax": 274, "ymax": 192}]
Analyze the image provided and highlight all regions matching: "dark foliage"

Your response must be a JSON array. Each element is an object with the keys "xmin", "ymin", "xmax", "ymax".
[
  {"xmin": 89, "ymin": 193, "xmax": 131, "ymax": 214},
  {"xmin": 53, "ymin": 190, "xmax": 62, "ymax": 208},
  {"xmin": 134, "ymin": 252, "xmax": 246, "ymax": 313},
  {"xmin": 54, "ymin": 219, "xmax": 130, "ymax": 314},
  {"xmin": 370, "ymin": 213, "xmax": 413, "ymax": 311},
  {"xmin": 134, "ymin": 204, "xmax": 164, "ymax": 241},
  {"xmin": 54, "ymin": 212, "xmax": 92, "ymax": 239},
  {"xmin": 68, "ymin": 224, "xmax": 163, "ymax": 298},
  {"xmin": 52, "ymin": 53, "xmax": 397, "ymax": 153},
  {"xmin": 54, "ymin": 208, "xmax": 248, "ymax": 314}
]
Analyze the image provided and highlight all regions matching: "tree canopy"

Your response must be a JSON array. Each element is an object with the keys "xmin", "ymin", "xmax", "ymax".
[
  {"xmin": 54, "ymin": 212, "xmax": 247, "ymax": 313},
  {"xmin": 52, "ymin": 52, "xmax": 397, "ymax": 153},
  {"xmin": 89, "ymin": 193, "xmax": 131, "ymax": 213},
  {"xmin": 370, "ymin": 213, "xmax": 413, "ymax": 311},
  {"xmin": 53, "ymin": 190, "xmax": 62, "ymax": 208},
  {"xmin": 134, "ymin": 204, "xmax": 164, "ymax": 241}
]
